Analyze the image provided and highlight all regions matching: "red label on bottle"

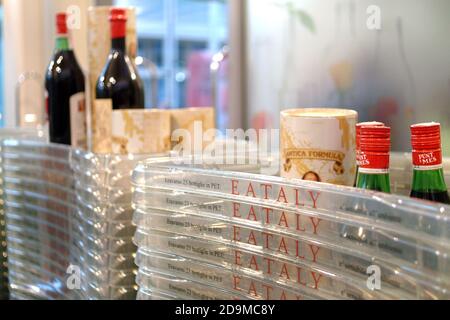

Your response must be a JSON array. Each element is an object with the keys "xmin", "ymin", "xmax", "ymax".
[
  {"xmin": 358, "ymin": 152, "xmax": 390, "ymax": 170},
  {"xmin": 412, "ymin": 150, "xmax": 442, "ymax": 167}
]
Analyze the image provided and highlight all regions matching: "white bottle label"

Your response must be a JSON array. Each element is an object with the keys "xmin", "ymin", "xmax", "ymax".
[{"xmin": 70, "ymin": 92, "xmax": 87, "ymax": 149}]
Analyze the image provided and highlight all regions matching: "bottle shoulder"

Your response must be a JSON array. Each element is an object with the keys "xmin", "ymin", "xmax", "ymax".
[
  {"xmin": 96, "ymin": 51, "xmax": 143, "ymax": 88},
  {"xmin": 46, "ymin": 50, "xmax": 84, "ymax": 78}
]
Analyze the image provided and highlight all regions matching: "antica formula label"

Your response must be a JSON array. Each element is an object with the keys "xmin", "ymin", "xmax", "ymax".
[{"xmin": 281, "ymin": 108, "xmax": 358, "ymax": 186}]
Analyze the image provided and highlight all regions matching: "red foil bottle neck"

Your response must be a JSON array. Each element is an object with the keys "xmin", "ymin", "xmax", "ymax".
[
  {"xmin": 356, "ymin": 122, "xmax": 385, "ymax": 151},
  {"xmin": 411, "ymin": 123, "xmax": 443, "ymax": 168},
  {"xmin": 358, "ymin": 126, "xmax": 391, "ymax": 170},
  {"xmin": 56, "ymin": 13, "xmax": 68, "ymax": 35},
  {"xmin": 110, "ymin": 8, "xmax": 127, "ymax": 39}
]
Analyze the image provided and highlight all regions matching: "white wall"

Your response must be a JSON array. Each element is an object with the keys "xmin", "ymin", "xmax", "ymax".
[
  {"xmin": 3, "ymin": 0, "xmax": 91, "ymax": 128},
  {"xmin": 246, "ymin": 0, "xmax": 450, "ymax": 153}
]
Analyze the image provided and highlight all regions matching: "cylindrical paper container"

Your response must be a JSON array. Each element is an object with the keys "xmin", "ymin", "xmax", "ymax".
[
  {"xmin": 170, "ymin": 107, "xmax": 216, "ymax": 152},
  {"xmin": 111, "ymin": 109, "xmax": 171, "ymax": 155},
  {"xmin": 280, "ymin": 108, "xmax": 358, "ymax": 186}
]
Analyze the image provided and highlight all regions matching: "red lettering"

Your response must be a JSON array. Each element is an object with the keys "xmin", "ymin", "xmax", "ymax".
[
  {"xmin": 261, "ymin": 184, "xmax": 272, "ymax": 200},
  {"xmin": 309, "ymin": 245, "xmax": 321, "ymax": 263},
  {"xmin": 246, "ymin": 183, "xmax": 256, "ymax": 198},
  {"xmin": 296, "ymin": 214, "xmax": 306, "ymax": 232},
  {"xmin": 262, "ymin": 284, "xmax": 273, "ymax": 300},
  {"xmin": 262, "ymin": 232, "xmax": 273, "ymax": 250},
  {"xmin": 234, "ymin": 250, "xmax": 242, "ymax": 266},
  {"xmin": 249, "ymin": 255, "xmax": 259, "ymax": 271},
  {"xmin": 278, "ymin": 211, "xmax": 289, "ymax": 228},
  {"xmin": 263, "ymin": 257, "xmax": 275, "ymax": 275},
  {"xmin": 279, "ymin": 263, "xmax": 290, "ymax": 280},
  {"xmin": 247, "ymin": 230, "xmax": 257, "ymax": 246},
  {"xmin": 295, "ymin": 188, "xmax": 305, "ymax": 207},
  {"xmin": 278, "ymin": 237, "xmax": 289, "ymax": 255},
  {"xmin": 311, "ymin": 272, "xmax": 323, "ymax": 290},
  {"xmin": 247, "ymin": 206, "xmax": 257, "ymax": 221},
  {"xmin": 263, "ymin": 207, "xmax": 273, "ymax": 224},
  {"xmin": 233, "ymin": 275, "xmax": 241, "ymax": 291},
  {"xmin": 248, "ymin": 281, "xmax": 258, "ymax": 297},
  {"xmin": 233, "ymin": 202, "xmax": 241, "ymax": 218},
  {"xmin": 277, "ymin": 187, "xmax": 288, "ymax": 203},
  {"xmin": 296, "ymin": 267, "xmax": 307, "ymax": 286},
  {"xmin": 231, "ymin": 180, "xmax": 239, "ymax": 195},
  {"xmin": 310, "ymin": 218, "xmax": 322, "ymax": 235},
  {"xmin": 296, "ymin": 240, "xmax": 305, "ymax": 260},
  {"xmin": 233, "ymin": 226, "xmax": 241, "ymax": 242},
  {"xmin": 308, "ymin": 191, "xmax": 320, "ymax": 209}
]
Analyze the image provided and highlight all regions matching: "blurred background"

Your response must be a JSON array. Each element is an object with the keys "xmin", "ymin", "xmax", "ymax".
[{"xmin": 0, "ymin": 0, "xmax": 449, "ymax": 153}]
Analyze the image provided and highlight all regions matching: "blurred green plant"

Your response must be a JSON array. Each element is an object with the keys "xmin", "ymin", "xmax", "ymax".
[{"xmin": 283, "ymin": 0, "xmax": 316, "ymax": 34}]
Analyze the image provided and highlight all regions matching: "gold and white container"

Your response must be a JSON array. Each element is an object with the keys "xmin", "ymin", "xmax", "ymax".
[
  {"xmin": 280, "ymin": 108, "xmax": 358, "ymax": 186},
  {"xmin": 170, "ymin": 107, "xmax": 216, "ymax": 151}
]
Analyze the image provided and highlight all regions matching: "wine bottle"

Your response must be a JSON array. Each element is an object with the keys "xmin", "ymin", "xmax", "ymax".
[
  {"xmin": 96, "ymin": 8, "xmax": 145, "ymax": 110},
  {"xmin": 354, "ymin": 121, "xmax": 385, "ymax": 187},
  {"xmin": 410, "ymin": 123, "xmax": 449, "ymax": 204},
  {"xmin": 45, "ymin": 13, "xmax": 86, "ymax": 147},
  {"xmin": 356, "ymin": 125, "xmax": 391, "ymax": 193}
]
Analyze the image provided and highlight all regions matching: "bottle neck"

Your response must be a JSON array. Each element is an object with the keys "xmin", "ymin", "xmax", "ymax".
[
  {"xmin": 357, "ymin": 169, "xmax": 391, "ymax": 193},
  {"xmin": 111, "ymin": 37, "xmax": 126, "ymax": 53},
  {"xmin": 56, "ymin": 34, "xmax": 70, "ymax": 51},
  {"xmin": 412, "ymin": 166, "xmax": 448, "ymax": 193}
]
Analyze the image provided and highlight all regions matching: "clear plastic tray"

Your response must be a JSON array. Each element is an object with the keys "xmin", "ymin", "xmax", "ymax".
[
  {"xmin": 82, "ymin": 265, "xmax": 137, "ymax": 287},
  {"xmin": 1, "ymin": 137, "xmax": 163, "ymax": 299},
  {"xmin": 132, "ymin": 193, "xmax": 450, "ymax": 290},
  {"xmin": 81, "ymin": 282, "xmax": 137, "ymax": 300},
  {"xmin": 77, "ymin": 250, "xmax": 136, "ymax": 272},
  {"xmin": 134, "ymin": 228, "xmax": 435, "ymax": 300},
  {"xmin": 132, "ymin": 155, "xmax": 450, "ymax": 299},
  {"xmin": 137, "ymin": 287, "xmax": 183, "ymax": 300},
  {"xmin": 0, "ymin": 129, "xmax": 45, "ymax": 300},
  {"xmin": 135, "ymin": 248, "xmax": 375, "ymax": 300},
  {"xmin": 136, "ymin": 267, "xmax": 325, "ymax": 301},
  {"xmin": 75, "ymin": 208, "xmax": 136, "ymax": 239}
]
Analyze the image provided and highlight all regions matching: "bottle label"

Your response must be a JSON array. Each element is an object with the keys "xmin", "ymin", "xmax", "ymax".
[
  {"xmin": 412, "ymin": 150, "xmax": 442, "ymax": 169},
  {"xmin": 280, "ymin": 111, "xmax": 357, "ymax": 186},
  {"xmin": 358, "ymin": 152, "xmax": 390, "ymax": 170},
  {"xmin": 70, "ymin": 92, "xmax": 87, "ymax": 149}
]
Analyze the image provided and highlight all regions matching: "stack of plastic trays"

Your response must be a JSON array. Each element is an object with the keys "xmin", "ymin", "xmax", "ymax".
[
  {"xmin": 132, "ymin": 154, "xmax": 450, "ymax": 300},
  {"xmin": 0, "ymin": 196, "xmax": 7, "ymax": 300},
  {"xmin": 1, "ymin": 139, "xmax": 79, "ymax": 300},
  {"xmin": 0, "ymin": 129, "xmax": 46, "ymax": 300},
  {"xmin": 70, "ymin": 150, "xmax": 152, "ymax": 300},
  {"xmin": 0, "ymin": 139, "xmax": 7, "ymax": 299}
]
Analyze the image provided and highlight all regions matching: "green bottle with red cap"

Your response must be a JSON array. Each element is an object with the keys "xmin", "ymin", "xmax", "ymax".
[
  {"xmin": 354, "ymin": 122, "xmax": 385, "ymax": 187},
  {"xmin": 356, "ymin": 125, "xmax": 391, "ymax": 193},
  {"xmin": 410, "ymin": 123, "xmax": 449, "ymax": 204}
]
